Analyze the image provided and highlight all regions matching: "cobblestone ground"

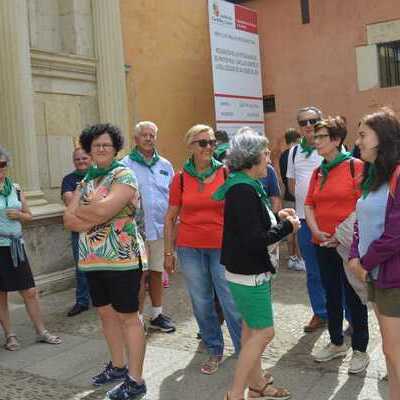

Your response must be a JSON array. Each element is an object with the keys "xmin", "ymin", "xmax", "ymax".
[{"xmin": 0, "ymin": 250, "xmax": 387, "ymax": 399}]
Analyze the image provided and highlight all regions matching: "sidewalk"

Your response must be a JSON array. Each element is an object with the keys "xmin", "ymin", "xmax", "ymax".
[{"xmin": 0, "ymin": 263, "xmax": 388, "ymax": 400}]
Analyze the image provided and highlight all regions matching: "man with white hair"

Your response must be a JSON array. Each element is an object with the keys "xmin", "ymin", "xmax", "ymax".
[{"xmin": 122, "ymin": 121, "xmax": 175, "ymax": 333}]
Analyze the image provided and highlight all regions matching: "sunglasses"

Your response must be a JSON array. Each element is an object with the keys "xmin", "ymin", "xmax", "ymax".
[
  {"xmin": 298, "ymin": 118, "xmax": 320, "ymax": 127},
  {"xmin": 192, "ymin": 139, "xmax": 217, "ymax": 148},
  {"xmin": 0, "ymin": 161, "xmax": 8, "ymax": 168}
]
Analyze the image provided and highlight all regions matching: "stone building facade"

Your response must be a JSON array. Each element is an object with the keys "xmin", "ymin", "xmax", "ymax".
[{"xmin": 0, "ymin": 0, "xmax": 130, "ymax": 292}]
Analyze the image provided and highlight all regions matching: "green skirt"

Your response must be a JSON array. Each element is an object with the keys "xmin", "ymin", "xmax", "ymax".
[{"xmin": 228, "ymin": 280, "xmax": 273, "ymax": 329}]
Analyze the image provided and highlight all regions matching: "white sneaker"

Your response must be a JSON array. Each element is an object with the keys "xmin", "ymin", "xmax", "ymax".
[
  {"xmin": 314, "ymin": 342, "xmax": 349, "ymax": 362},
  {"xmin": 294, "ymin": 258, "xmax": 306, "ymax": 271},
  {"xmin": 348, "ymin": 351, "xmax": 369, "ymax": 374},
  {"xmin": 288, "ymin": 256, "xmax": 297, "ymax": 270}
]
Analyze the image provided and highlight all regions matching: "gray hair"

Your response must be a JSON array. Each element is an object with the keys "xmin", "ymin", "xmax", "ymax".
[
  {"xmin": 0, "ymin": 145, "xmax": 11, "ymax": 165},
  {"xmin": 134, "ymin": 121, "xmax": 158, "ymax": 136},
  {"xmin": 297, "ymin": 106, "xmax": 323, "ymax": 122},
  {"xmin": 235, "ymin": 126, "xmax": 263, "ymax": 136},
  {"xmin": 227, "ymin": 131, "xmax": 268, "ymax": 171}
]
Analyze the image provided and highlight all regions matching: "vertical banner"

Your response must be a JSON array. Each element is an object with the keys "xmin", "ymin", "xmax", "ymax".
[{"xmin": 208, "ymin": 0, "xmax": 264, "ymax": 136}]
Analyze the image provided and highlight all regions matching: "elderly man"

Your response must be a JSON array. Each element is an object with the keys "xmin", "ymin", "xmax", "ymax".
[
  {"xmin": 122, "ymin": 121, "xmax": 175, "ymax": 333},
  {"xmin": 61, "ymin": 147, "xmax": 91, "ymax": 316},
  {"xmin": 286, "ymin": 106, "xmax": 328, "ymax": 332}
]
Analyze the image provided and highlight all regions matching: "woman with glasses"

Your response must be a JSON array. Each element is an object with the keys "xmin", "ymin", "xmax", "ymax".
[
  {"xmin": 214, "ymin": 131, "xmax": 300, "ymax": 400},
  {"xmin": 304, "ymin": 117, "xmax": 369, "ymax": 373},
  {"xmin": 0, "ymin": 146, "xmax": 61, "ymax": 351},
  {"xmin": 164, "ymin": 124, "xmax": 241, "ymax": 375},
  {"xmin": 64, "ymin": 124, "xmax": 148, "ymax": 400},
  {"xmin": 349, "ymin": 108, "xmax": 400, "ymax": 400}
]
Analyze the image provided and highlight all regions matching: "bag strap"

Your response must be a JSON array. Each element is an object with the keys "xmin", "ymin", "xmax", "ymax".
[
  {"xmin": 389, "ymin": 164, "xmax": 400, "ymax": 198},
  {"xmin": 13, "ymin": 183, "xmax": 21, "ymax": 202},
  {"xmin": 292, "ymin": 144, "xmax": 298, "ymax": 163}
]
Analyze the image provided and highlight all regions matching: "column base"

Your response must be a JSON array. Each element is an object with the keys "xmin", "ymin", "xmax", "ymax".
[{"xmin": 25, "ymin": 190, "xmax": 48, "ymax": 207}]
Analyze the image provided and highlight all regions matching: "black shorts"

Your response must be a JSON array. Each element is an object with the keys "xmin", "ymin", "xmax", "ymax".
[
  {"xmin": 0, "ymin": 246, "xmax": 35, "ymax": 292},
  {"xmin": 85, "ymin": 269, "xmax": 142, "ymax": 313}
]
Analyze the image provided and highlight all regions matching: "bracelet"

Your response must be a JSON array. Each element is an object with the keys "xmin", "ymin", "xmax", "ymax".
[{"xmin": 164, "ymin": 252, "xmax": 174, "ymax": 256}]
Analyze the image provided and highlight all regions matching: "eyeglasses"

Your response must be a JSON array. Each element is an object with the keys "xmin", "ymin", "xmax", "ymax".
[
  {"xmin": 92, "ymin": 143, "xmax": 114, "ymax": 151},
  {"xmin": 0, "ymin": 161, "xmax": 8, "ymax": 168},
  {"xmin": 192, "ymin": 139, "xmax": 217, "ymax": 148},
  {"xmin": 264, "ymin": 150, "xmax": 271, "ymax": 156},
  {"xmin": 313, "ymin": 134, "xmax": 330, "ymax": 141},
  {"xmin": 298, "ymin": 119, "xmax": 320, "ymax": 127}
]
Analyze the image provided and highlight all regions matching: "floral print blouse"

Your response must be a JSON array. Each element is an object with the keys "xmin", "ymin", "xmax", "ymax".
[{"xmin": 78, "ymin": 167, "xmax": 147, "ymax": 272}]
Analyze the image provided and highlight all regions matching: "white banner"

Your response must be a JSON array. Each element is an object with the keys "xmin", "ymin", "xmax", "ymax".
[{"xmin": 208, "ymin": 0, "xmax": 264, "ymax": 136}]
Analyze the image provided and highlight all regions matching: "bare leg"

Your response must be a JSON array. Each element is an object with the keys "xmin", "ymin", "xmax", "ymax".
[
  {"xmin": 97, "ymin": 305, "xmax": 125, "ymax": 368},
  {"xmin": 118, "ymin": 311, "xmax": 146, "ymax": 382},
  {"xmin": 287, "ymin": 233, "xmax": 296, "ymax": 257},
  {"xmin": 229, "ymin": 321, "xmax": 274, "ymax": 399},
  {"xmin": 0, "ymin": 291, "xmax": 12, "ymax": 336},
  {"xmin": 19, "ymin": 288, "xmax": 46, "ymax": 334},
  {"xmin": 149, "ymin": 271, "xmax": 162, "ymax": 308}
]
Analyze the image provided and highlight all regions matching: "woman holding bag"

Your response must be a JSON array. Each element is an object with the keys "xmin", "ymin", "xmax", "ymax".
[
  {"xmin": 349, "ymin": 108, "xmax": 400, "ymax": 400},
  {"xmin": 304, "ymin": 117, "xmax": 369, "ymax": 373}
]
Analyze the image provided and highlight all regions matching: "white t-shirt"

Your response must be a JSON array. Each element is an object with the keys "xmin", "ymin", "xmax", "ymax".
[{"xmin": 286, "ymin": 144, "xmax": 322, "ymax": 219}]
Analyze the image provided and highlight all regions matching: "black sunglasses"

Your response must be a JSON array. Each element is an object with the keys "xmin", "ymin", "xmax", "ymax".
[
  {"xmin": 192, "ymin": 139, "xmax": 217, "ymax": 148},
  {"xmin": 298, "ymin": 118, "xmax": 320, "ymax": 127},
  {"xmin": 0, "ymin": 161, "xmax": 8, "ymax": 168}
]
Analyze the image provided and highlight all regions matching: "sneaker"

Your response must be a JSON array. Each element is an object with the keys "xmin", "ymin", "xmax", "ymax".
[
  {"xmin": 106, "ymin": 375, "xmax": 147, "ymax": 400},
  {"xmin": 67, "ymin": 303, "xmax": 89, "ymax": 317},
  {"xmin": 91, "ymin": 361, "xmax": 127, "ymax": 386},
  {"xmin": 150, "ymin": 313, "xmax": 176, "ymax": 333},
  {"xmin": 294, "ymin": 258, "xmax": 306, "ymax": 271},
  {"xmin": 288, "ymin": 256, "xmax": 297, "ymax": 270},
  {"xmin": 304, "ymin": 315, "xmax": 327, "ymax": 333},
  {"xmin": 348, "ymin": 351, "xmax": 370, "ymax": 374},
  {"xmin": 314, "ymin": 342, "xmax": 349, "ymax": 362}
]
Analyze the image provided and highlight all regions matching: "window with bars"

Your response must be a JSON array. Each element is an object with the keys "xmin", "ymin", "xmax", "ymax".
[{"xmin": 378, "ymin": 41, "xmax": 400, "ymax": 88}]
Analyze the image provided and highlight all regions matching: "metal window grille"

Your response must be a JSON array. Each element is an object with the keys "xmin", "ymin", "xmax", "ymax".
[
  {"xmin": 301, "ymin": 0, "xmax": 310, "ymax": 24},
  {"xmin": 378, "ymin": 41, "xmax": 400, "ymax": 88}
]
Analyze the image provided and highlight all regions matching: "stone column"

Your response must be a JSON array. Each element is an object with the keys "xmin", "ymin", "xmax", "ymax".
[
  {"xmin": 0, "ymin": 0, "xmax": 46, "ymax": 205},
  {"xmin": 92, "ymin": 0, "xmax": 130, "ymax": 142}
]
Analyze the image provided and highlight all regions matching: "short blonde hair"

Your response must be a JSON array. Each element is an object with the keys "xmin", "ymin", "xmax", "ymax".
[
  {"xmin": 134, "ymin": 121, "xmax": 158, "ymax": 136},
  {"xmin": 184, "ymin": 124, "xmax": 214, "ymax": 145}
]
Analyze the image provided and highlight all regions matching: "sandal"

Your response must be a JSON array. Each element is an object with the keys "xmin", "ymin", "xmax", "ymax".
[
  {"xmin": 248, "ymin": 383, "xmax": 291, "ymax": 399},
  {"xmin": 4, "ymin": 333, "xmax": 20, "ymax": 351},
  {"xmin": 200, "ymin": 355, "xmax": 221, "ymax": 375},
  {"xmin": 264, "ymin": 369, "xmax": 274, "ymax": 385},
  {"xmin": 36, "ymin": 330, "xmax": 62, "ymax": 345}
]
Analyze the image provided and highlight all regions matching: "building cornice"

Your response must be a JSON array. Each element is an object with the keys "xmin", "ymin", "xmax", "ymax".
[{"xmin": 30, "ymin": 48, "xmax": 96, "ymax": 82}]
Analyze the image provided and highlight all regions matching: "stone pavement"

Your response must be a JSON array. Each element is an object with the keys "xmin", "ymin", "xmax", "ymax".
[{"xmin": 0, "ymin": 254, "xmax": 389, "ymax": 400}]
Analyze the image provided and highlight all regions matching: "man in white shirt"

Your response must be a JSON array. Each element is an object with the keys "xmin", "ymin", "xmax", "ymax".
[
  {"xmin": 122, "ymin": 121, "xmax": 175, "ymax": 333},
  {"xmin": 286, "ymin": 106, "xmax": 328, "ymax": 332}
]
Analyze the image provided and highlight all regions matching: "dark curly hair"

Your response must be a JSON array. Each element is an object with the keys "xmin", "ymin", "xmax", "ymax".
[
  {"xmin": 314, "ymin": 116, "xmax": 347, "ymax": 149},
  {"xmin": 79, "ymin": 123, "xmax": 124, "ymax": 155},
  {"xmin": 360, "ymin": 107, "xmax": 400, "ymax": 191}
]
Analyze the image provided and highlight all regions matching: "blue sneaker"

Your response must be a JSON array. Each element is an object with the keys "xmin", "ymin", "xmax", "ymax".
[
  {"xmin": 149, "ymin": 314, "xmax": 176, "ymax": 333},
  {"xmin": 91, "ymin": 361, "xmax": 127, "ymax": 386},
  {"xmin": 107, "ymin": 375, "xmax": 147, "ymax": 400}
]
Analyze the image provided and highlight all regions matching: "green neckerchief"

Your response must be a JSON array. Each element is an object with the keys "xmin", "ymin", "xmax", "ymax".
[
  {"xmin": 361, "ymin": 163, "xmax": 377, "ymax": 199},
  {"xmin": 183, "ymin": 157, "xmax": 223, "ymax": 182},
  {"xmin": 299, "ymin": 137, "xmax": 315, "ymax": 158},
  {"xmin": 320, "ymin": 151, "xmax": 352, "ymax": 188},
  {"xmin": 213, "ymin": 171, "xmax": 269, "ymax": 208},
  {"xmin": 129, "ymin": 147, "xmax": 160, "ymax": 172},
  {"xmin": 83, "ymin": 159, "xmax": 124, "ymax": 182},
  {"xmin": 0, "ymin": 177, "xmax": 14, "ymax": 208},
  {"xmin": 74, "ymin": 169, "xmax": 87, "ymax": 178},
  {"xmin": 214, "ymin": 143, "xmax": 230, "ymax": 160}
]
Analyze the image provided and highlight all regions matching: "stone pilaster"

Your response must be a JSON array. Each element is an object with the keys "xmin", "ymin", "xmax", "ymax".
[
  {"xmin": 0, "ymin": 0, "xmax": 46, "ymax": 205},
  {"xmin": 92, "ymin": 0, "xmax": 130, "ymax": 142}
]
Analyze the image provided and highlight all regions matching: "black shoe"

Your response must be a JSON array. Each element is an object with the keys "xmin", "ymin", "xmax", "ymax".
[
  {"xmin": 149, "ymin": 313, "xmax": 176, "ymax": 333},
  {"xmin": 107, "ymin": 375, "xmax": 147, "ymax": 400},
  {"xmin": 67, "ymin": 303, "xmax": 89, "ymax": 317},
  {"xmin": 91, "ymin": 361, "xmax": 127, "ymax": 386}
]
